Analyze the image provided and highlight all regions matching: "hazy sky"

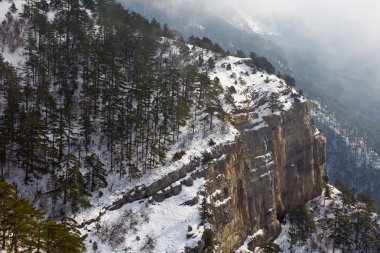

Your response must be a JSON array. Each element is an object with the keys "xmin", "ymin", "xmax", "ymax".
[
  {"xmin": 125, "ymin": 0, "xmax": 380, "ymax": 56},
  {"xmin": 123, "ymin": 0, "xmax": 380, "ymax": 96}
]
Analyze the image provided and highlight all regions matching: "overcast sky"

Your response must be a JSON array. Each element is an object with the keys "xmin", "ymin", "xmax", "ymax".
[
  {"xmin": 125, "ymin": 0, "xmax": 380, "ymax": 57},
  {"xmin": 123, "ymin": 0, "xmax": 380, "ymax": 96}
]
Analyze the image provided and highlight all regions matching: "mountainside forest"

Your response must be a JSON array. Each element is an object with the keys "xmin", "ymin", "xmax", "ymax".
[
  {"xmin": 0, "ymin": 0, "xmax": 379, "ymax": 252},
  {"xmin": 1, "ymin": 0, "xmax": 220, "ymax": 212}
]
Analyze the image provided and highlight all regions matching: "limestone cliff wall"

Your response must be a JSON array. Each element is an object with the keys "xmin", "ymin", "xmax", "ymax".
[{"xmin": 204, "ymin": 101, "xmax": 326, "ymax": 252}]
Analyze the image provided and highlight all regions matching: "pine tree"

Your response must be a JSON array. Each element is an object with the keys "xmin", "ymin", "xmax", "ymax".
[
  {"xmin": 260, "ymin": 242, "xmax": 283, "ymax": 253},
  {"xmin": 85, "ymin": 153, "xmax": 107, "ymax": 192},
  {"xmin": 268, "ymin": 93, "xmax": 283, "ymax": 113},
  {"xmin": 288, "ymin": 204, "xmax": 316, "ymax": 244},
  {"xmin": 327, "ymin": 207, "xmax": 351, "ymax": 253}
]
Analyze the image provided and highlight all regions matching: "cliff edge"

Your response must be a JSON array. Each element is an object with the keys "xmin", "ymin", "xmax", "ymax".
[{"xmin": 204, "ymin": 101, "xmax": 326, "ymax": 252}]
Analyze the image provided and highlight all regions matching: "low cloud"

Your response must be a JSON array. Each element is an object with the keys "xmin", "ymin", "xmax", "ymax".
[{"xmin": 121, "ymin": 0, "xmax": 380, "ymax": 95}]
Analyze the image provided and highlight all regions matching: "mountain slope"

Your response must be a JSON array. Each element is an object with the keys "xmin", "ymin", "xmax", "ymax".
[
  {"xmin": 0, "ymin": 1, "xmax": 353, "ymax": 252},
  {"xmin": 120, "ymin": 0, "xmax": 380, "ymax": 207}
]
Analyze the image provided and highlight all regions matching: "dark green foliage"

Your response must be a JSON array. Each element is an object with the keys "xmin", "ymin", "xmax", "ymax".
[
  {"xmin": 276, "ymin": 211, "xmax": 287, "ymax": 224},
  {"xmin": 188, "ymin": 36, "xmax": 226, "ymax": 55},
  {"xmin": 278, "ymin": 73, "xmax": 296, "ymax": 87},
  {"xmin": 207, "ymin": 57, "xmax": 215, "ymax": 70},
  {"xmin": 236, "ymin": 50, "xmax": 246, "ymax": 58},
  {"xmin": 324, "ymin": 183, "xmax": 331, "ymax": 200},
  {"xmin": 288, "ymin": 204, "xmax": 316, "ymax": 244},
  {"xmin": 202, "ymin": 229, "xmax": 214, "ymax": 252},
  {"xmin": 0, "ymin": 0, "xmax": 224, "ymax": 213},
  {"xmin": 173, "ymin": 151, "xmax": 186, "ymax": 161},
  {"xmin": 268, "ymin": 93, "xmax": 284, "ymax": 113},
  {"xmin": 0, "ymin": 179, "xmax": 85, "ymax": 252},
  {"xmin": 334, "ymin": 180, "xmax": 357, "ymax": 206},
  {"xmin": 326, "ymin": 207, "xmax": 352, "ymax": 252},
  {"xmin": 357, "ymin": 193, "xmax": 376, "ymax": 212},
  {"xmin": 9, "ymin": 3, "xmax": 17, "ymax": 13},
  {"xmin": 92, "ymin": 241, "xmax": 98, "ymax": 251},
  {"xmin": 228, "ymin": 86, "xmax": 237, "ymax": 94},
  {"xmin": 208, "ymin": 139, "xmax": 216, "ymax": 146},
  {"xmin": 348, "ymin": 208, "xmax": 380, "ymax": 252},
  {"xmin": 82, "ymin": 0, "xmax": 96, "ymax": 9},
  {"xmin": 249, "ymin": 52, "xmax": 276, "ymax": 74},
  {"xmin": 199, "ymin": 197, "xmax": 212, "ymax": 222},
  {"xmin": 260, "ymin": 242, "xmax": 283, "ymax": 253},
  {"xmin": 202, "ymin": 152, "xmax": 213, "ymax": 165},
  {"xmin": 85, "ymin": 153, "xmax": 107, "ymax": 192},
  {"xmin": 226, "ymin": 63, "xmax": 232, "ymax": 70}
]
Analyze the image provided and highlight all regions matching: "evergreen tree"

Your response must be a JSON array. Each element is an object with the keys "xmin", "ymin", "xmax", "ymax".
[
  {"xmin": 0, "ymin": 179, "xmax": 85, "ymax": 252},
  {"xmin": 85, "ymin": 153, "xmax": 107, "ymax": 192},
  {"xmin": 260, "ymin": 242, "xmax": 283, "ymax": 253},
  {"xmin": 288, "ymin": 204, "xmax": 316, "ymax": 244},
  {"xmin": 327, "ymin": 207, "xmax": 351, "ymax": 252},
  {"xmin": 268, "ymin": 93, "xmax": 283, "ymax": 113}
]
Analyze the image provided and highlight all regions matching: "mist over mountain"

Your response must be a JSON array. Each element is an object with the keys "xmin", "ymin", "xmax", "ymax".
[
  {"xmin": 0, "ymin": 1, "xmax": 379, "ymax": 252},
  {"xmin": 120, "ymin": 0, "xmax": 380, "ymax": 123},
  {"xmin": 119, "ymin": 0, "xmax": 380, "ymax": 204}
]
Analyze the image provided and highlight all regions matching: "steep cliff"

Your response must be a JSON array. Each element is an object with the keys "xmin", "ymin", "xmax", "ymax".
[
  {"xmin": 73, "ymin": 52, "xmax": 326, "ymax": 253},
  {"xmin": 204, "ymin": 101, "xmax": 326, "ymax": 252}
]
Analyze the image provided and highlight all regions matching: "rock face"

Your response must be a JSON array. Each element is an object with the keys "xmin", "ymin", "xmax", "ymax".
[{"xmin": 204, "ymin": 101, "xmax": 326, "ymax": 252}]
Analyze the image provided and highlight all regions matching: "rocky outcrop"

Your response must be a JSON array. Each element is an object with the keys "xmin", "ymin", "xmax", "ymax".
[
  {"xmin": 78, "ymin": 93, "xmax": 325, "ymax": 253},
  {"xmin": 78, "ymin": 58, "xmax": 326, "ymax": 252},
  {"xmin": 204, "ymin": 101, "xmax": 326, "ymax": 252}
]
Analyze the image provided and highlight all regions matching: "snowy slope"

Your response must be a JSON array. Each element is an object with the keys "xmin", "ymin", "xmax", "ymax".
[
  {"xmin": 76, "ymin": 45, "xmax": 304, "ymax": 252},
  {"xmin": 235, "ymin": 185, "xmax": 380, "ymax": 253},
  {"xmin": 0, "ymin": 3, "xmax": 305, "ymax": 251},
  {"xmin": 0, "ymin": 0, "xmax": 26, "ymax": 68},
  {"xmin": 311, "ymin": 100, "xmax": 380, "ymax": 205}
]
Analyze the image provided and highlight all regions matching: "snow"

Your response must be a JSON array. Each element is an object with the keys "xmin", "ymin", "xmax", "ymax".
[
  {"xmin": 84, "ymin": 177, "xmax": 206, "ymax": 253},
  {"xmin": 78, "ymin": 162, "xmax": 210, "ymax": 252},
  {"xmin": 0, "ymin": 0, "xmax": 26, "ymax": 68},
  {"xmin": 311, "ymin": 100, "xmax": 380, "ymax": 170},
  {"xmin": 0, "ymin": 1, "xmax": 12, "ymax": 24},
  {"xmin": 1, "ymin": 47, "xmax": 25, "ymax": 68},
  {"xmin": 215, "ymin": 197, "xmax": 231, "ymax": 207},
  {"xmin": 272, "ymin": 186, "xmax": 341, "ymax": 253},
  {"xmin": 272, "ymin": 185, "xmax": 378, "ymax": 253},
  {"xmin": 0, "ymin": 0, "xmax": 23, "ymax": 23},
  {"xmin": 0, "ymin": 3, "xmax": 306, "ymax": 250},
  {"xmin": 75, "ymin": 45, "xmax": 304, "ymax": 252},
  {"xmin": 206, "ymin": 55, "xmax": 304, "ymax": 131},
  {"xmin": 236, "ymin": 229, "xmax": 265, "ymax": 253}
]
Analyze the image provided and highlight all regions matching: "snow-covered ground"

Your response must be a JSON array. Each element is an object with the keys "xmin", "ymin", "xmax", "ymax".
[
  {"xmin": 0, "ymin": 0, "xmax": 25, "ymax": 68},
  {"xmin": 76, "ymin": 46, "xmax": 304, "ymax": 252},
  {"xmin": 273, "ymin": 186, "xmax": 343, "ymax": 253},
  {"xmin": 236, "ymin": 185, "xmax": 379, "ymax": 253},
  {"xmin": 274, "ymin": 186, "xmax": 378, "ymax": 253}
]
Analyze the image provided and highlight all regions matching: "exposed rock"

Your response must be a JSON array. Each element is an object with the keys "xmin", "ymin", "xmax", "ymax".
[
  {"xmin": 181, "ymin": 195, "xmax": 199, "ymax": 206},
  {"xmin": 82, "ymin": 96, "xmax": 325, "ymax": 253},
  {"xmin": 204, "ymin": 101, "xmax": 326, "ymax": 252}
]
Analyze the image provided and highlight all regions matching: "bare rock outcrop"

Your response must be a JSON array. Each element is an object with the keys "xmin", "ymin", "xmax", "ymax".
[{"xmin": 204, "ymin": 101, "xmax": 326, "ymax": 252}]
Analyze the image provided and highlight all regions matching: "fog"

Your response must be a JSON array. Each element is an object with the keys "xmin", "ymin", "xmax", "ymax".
[{"xmin": 122, "ymin": 0, "xmax": 380, "ymax": 104}]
